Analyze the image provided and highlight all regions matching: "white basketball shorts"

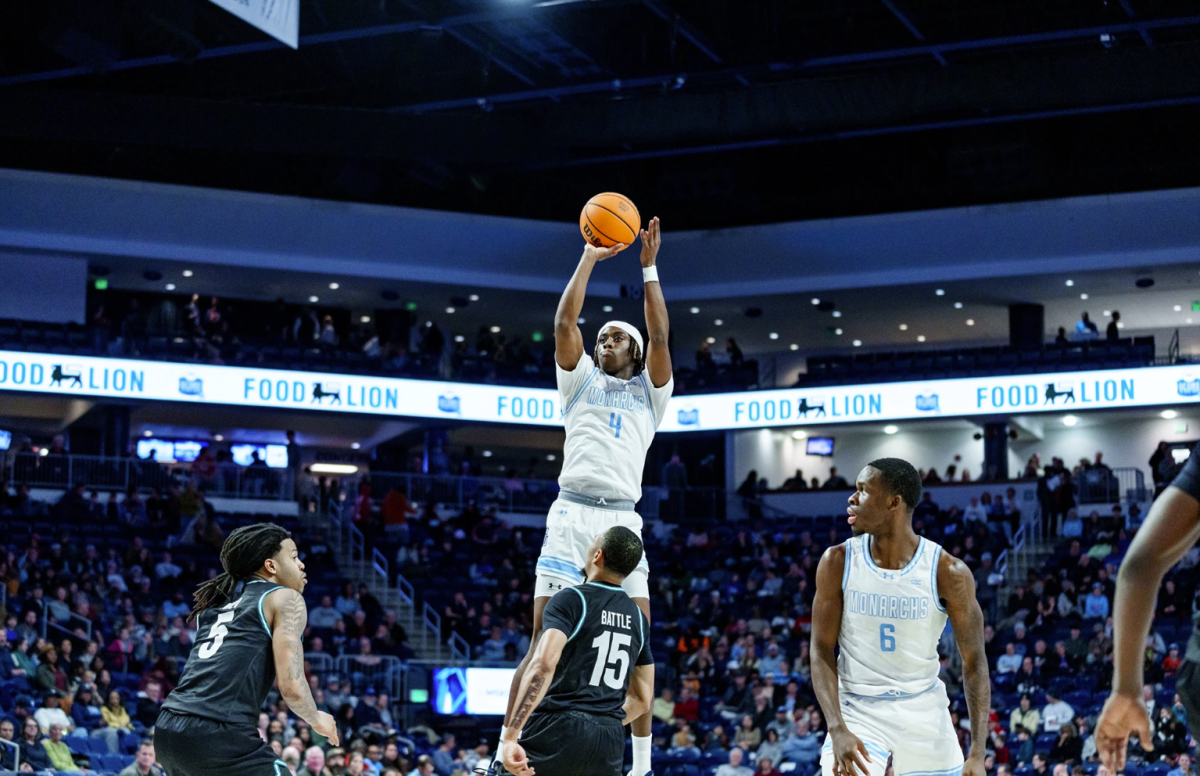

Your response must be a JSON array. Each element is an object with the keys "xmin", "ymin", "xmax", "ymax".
[
  {"xmin": 534, "ymin": 495, "xmax": 650, "ymax": 600},
  {"xmin": 819, "ymin": 681, "xmax": 964, "ymax": 776}
]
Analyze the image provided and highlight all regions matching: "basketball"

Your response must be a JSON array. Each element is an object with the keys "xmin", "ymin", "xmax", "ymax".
[{"xmin": 579, "ymin": 192, "xmax": 641, "ymax": 248}]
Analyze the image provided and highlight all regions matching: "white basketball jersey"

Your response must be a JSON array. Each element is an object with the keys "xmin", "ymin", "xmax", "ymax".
[
  {"xmin": 556, "ymin": 352, "xmax": 673, "ymax": 503},
  {"xmin": 838, "ymin": 533, "xmax": 947, "ymax": 698}
]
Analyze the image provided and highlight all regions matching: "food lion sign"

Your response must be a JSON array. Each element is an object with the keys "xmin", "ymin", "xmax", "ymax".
[{"xmin": 0, "ymin": 349, "xmax": 1196, "ymax": 432}]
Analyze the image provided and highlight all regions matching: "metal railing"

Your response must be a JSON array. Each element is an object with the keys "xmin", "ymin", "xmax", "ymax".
[
  {"xmin": 38, "ymin": 599, "xmax": 93, "ymax": 642},
  {"xmin": 335, "ymin": 654, "xmax": 406, "ymax": 701},
  {"xmin": 0, "ymin": 736, "xmax": 18, "ymax": 772},
  {"xmin": 1076, "ymin": 466, "xmax": 1146, "ymax": 505},
  {"xmin": 363, "ymin": 470, "xmax": 565, "ymax": 515},
  {"xmin": 7, "ymin": 452, "xmax": 294, "ymax": 500}
]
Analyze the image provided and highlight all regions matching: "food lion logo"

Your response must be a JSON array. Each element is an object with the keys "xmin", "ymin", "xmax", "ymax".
[
  {"xmin": 677, "ymin": 407, "xmax": 699, "ymax": 426},
  {"xmin": 178, "ymin": 375, "xmax": 203, "ymax": 397},
  {"xmin": 915, "ymin": 393, "xmax": 939, "ymax": 412},
  {"xmin": 437, "ymin": 393, "xmax": 461, "ymax": 415},
  {"xmin": 1178, "ymin": 377, "xmax": 1200, "ymax": 397}
]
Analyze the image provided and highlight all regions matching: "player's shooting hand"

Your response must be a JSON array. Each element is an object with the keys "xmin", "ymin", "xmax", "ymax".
[
  {"xmin": 312, "ymin": 711, "xmax": 340, "ymax": 747},
  {"xmin": 639, "ymin": 217, "xmax": 661, "ymax": 268},
  {"xmin": 1096, "ymin": 691, "xmax": 1153, "ymax": 772},
  {"xmin": 830, "ymin": 729, "xmax": 872, "ymax": 776},
  {"xmin": 582, "ymin": 243, "xmax": 627, "ymax": 263},
  {"xmin": 502, "ymin": 741, "xmax": 534, "ymax": 776}
]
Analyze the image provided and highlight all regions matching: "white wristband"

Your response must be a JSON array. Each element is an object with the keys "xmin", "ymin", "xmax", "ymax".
[{"xmin": 642, "ymin": 265, "xmax": 659, "ymax": 284}]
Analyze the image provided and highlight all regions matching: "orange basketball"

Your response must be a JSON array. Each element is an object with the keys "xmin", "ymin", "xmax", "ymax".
[{"xmin": 579, "ymin": 192, "xmax": 641, "ymax": 248}]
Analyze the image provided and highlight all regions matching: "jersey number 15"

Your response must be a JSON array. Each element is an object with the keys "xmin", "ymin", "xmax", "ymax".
[{"xmin": 588, "ymin": 630, "xmax": 632, "ymax": 690}]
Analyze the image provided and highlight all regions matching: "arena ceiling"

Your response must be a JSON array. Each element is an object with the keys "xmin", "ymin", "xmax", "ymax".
[{"xmin": 3, "ymin": 0, "xmax": 1200, "ymax": 229}]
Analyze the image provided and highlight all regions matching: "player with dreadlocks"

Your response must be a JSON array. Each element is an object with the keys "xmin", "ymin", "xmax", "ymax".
[
  {"xmin": 488, "ymin": 217, "xmax": 672, "ymax": 776},
  {"xmin": 155, "ymin": 523, "xmax": 339, "ymax": 776}
]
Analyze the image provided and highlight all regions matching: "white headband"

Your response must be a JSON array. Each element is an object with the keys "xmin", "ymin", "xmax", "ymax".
[{"xmin": 598, "ymin": 320, "xmax": 644, "ymax": 353}]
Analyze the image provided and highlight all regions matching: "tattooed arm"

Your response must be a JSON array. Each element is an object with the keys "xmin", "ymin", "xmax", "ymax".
[
  {"xmin": 501, "ymin": 628, "xmax": 568, "ymax": 776},
  {"xmin": 266, "ymin": 588, "xmax": 339, "ymax": 745},
  {"xmin": 938, "ymin": 550, "xmax": 990, "ymax": 776}
]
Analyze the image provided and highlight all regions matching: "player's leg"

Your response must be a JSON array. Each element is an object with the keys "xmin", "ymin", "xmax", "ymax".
[
  {"xmin": 620, "ymin": 521, "xmax": 654, "ymax": 776},
  {"xmin": 818, "ymin": 697, "xmax": 892, "ymax": 776},
  {"xmin": 887, "ymin": 689, "xmax": 965, "ymax": 776}
]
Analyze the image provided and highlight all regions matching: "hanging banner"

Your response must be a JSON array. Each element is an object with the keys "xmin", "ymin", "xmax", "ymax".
[
  {"xmin": 0, "ymin": 349, "xmax": 1195, "ymax": 431},
  {"xmin": 207, "ymin": 0, "xmax": 299, "ymax": 49}
]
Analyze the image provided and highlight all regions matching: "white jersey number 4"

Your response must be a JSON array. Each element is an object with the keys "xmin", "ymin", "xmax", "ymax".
[{"xmin": 588, "ymin": 630, "xmax": 632, "ymax": 690}]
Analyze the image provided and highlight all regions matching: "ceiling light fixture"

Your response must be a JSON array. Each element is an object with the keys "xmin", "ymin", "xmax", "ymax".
[
  {"xmin": 832, "ymin": 311, "xmax": 842, "ymax": 318},
  {"xmin": 329, "ymin": 282, "xmax": 339, "ymax": 290},
  {"xmin": 578, "ymin": 317, "xmax": 586, "ymax": 324},
  {"xmin": 935, "ymin": 289, "xmax": 945, "ymax": 296},
  {"xmin": 1065, "ymin": 279, "xmax": 1074, "ymax": 287},
  {"xmin": 899, "ymin": 324, "xmax": 908, "ymax": 331},
  {"xmin": 454, "ymin": 335, "xmax": 465, "ymax": 342},
  {"xmin": 165, "ymin": 283, "xmax": 176, "ymax": 291},
  {"xmin": 182, "ymin": 270, "xmax": 194, "ymax": 277},
  {"xmin": 490, "ymin": 325, "xmax": 501, "ymax": 333},
  {"xmin": 311, "ymin": 463, "xmax": 359, "ymax": 475},
  {"xmin": 143, "ymin": 430, "xmax": 153, "ymax": 437},
  {"xmin": 482, "ymin": 450, "xmax": 493, "ymax": 457},
  {"xmin": 917, "ymin": 335, "xmax": 926, "ymax": 342},
  {"xmin": 769, "ymin": 332, "xmax": 779, "ymax": 340},
  {"xmin": 469, "ymin": 294, "xmax": 480, "ymax": 301},
  {"xmin": 690, "ymin": 307, "xmax": 700, "ymax": 314},
  {"xmin": 811, "ymin": 298, "xmax": 820, "ymax": 305},
  {"xmin": 706, "ymin": 337, "xmax": 716, "ymax": 344},
  {"xmin": 361, "ymin": 316, "xmax": 371, "ymax": 324},
  {"xmin": 351, "ymin": 442, "xmax": 361, "ymax": 449},
  {"xmin": 1162, "ymin": 409, "xmax": 1179, "ymax": 419},
  {"xmin": 791, "ymin": 430, "xmax": 807, "ymax": 440},
  {"xmin": 1080, "ymin": 294, "xmax": 1088, "ymax": 300},
  {"xmin": 309, "ymin": 295, "xmax": 319, "ymax": 303},
  {"xmin": 966, "ymin": 319, "xmax": 975, "ymax": 326},
  {"xmin": 954, "ymin": 302, "xmax": 963, "ymax": 309},
  {"xmin": 445, "ymin": 306, "xmax": 456, "ymax": 314},
  {"xmin": 545, "ymin": 454, "xmax": 556, "ymax": 461},
  {"xmin": 714, "ymin": 319, "xmax": 723, "ymax": 326},
  {"xmin": 214, "ymin": 434, "xmax": 224, "ymax": 442},
  {"xmin": 1062, "ymin": 415, "xmax": 1078, "ymax": 426},
  {"xmin": 603, "ymin": 305, "xmax": 613, "ymax": 312},
  {"xmin": 883, "ymin": 425, "xmax": 899, "ymax": 435},
  {"xmin": 1103, "ymin": 311, "xmax": 1111, "ymax": 317},
  {"xmin": 1175, "ymin": 305, "xmax": 1183, "ymax": 312},
  {"xmin": 835, "ymin": 328, "xmax": 843, "ymax": 335},
  {"xmin": 853, "ymin": 339, "xmax": 862, "ymax": 347},
  {"xmin": 790, "ymin": 344, "xmax": 799, "ymax": 351}
]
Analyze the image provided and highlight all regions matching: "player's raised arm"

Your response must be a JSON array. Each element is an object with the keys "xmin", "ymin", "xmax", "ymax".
[
  {"xmin": 502, "ymin": 628, "xmax": 568, "ymax": 776},
  {"xmin": 938, "ymin": 551, "xmax": 990, "ymax": 776},
  {"xmin": 555, "ymin": 243, "xmax": 627, "ymax": 370},
  {"xmin": 639, "ymin": 217, "xmax": 671, "ymax": 387},
  {"xmin": 1096, "ymin": 483, "xmax": 1200, "ymax": 771},
  {"xmin": 265, "ymin": 588, "xmax": 339, "ymax": 745},
  {"xmin": 812, "ymin": 545, "xmax": 869, "ymax": 776}
]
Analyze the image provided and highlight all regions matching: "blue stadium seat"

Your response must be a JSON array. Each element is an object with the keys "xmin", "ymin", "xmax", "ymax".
[
  {"xmin": 1143, "ymin": 764, "xmax": 1170, "ymax": 776},
  {"xmin": 1064, "ymin": 690, "xmax": 1091, "ymax": 709},
  {"xmin": 88, "ymin": 737, "xmax": 110, "ymax": 754},
  {"xmin": 1035, "ymin": 733, "xmax": 1057, "ymax": 750},
  {"xmin": 67, "ymin": 738, "xmax": 91, "ymax": 755}
]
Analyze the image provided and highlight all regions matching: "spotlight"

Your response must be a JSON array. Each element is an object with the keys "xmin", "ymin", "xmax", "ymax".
[
  {"xmin": 883, "ymin": 425, "xmax": 899, "ymax": 435},
  {"xmin": 1062, "ymin": 415, "xmax": 1078, "ymax": 426}
]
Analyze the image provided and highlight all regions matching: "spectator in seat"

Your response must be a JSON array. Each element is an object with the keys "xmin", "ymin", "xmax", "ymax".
[
  {"xmin": 714, "ymin": 747, "xmax": 753, "ymax": 776},
  {"xmin": 674, "ymin": 686, "xmax": 699, "ymax": 722},
  {"xmin": 1074, "ymin": 312, "xmax": 1099, "ymax": 340},
  {"xmin": 41, "ymin": 723, "xmax": 77, "ymax": 773},
  {"xmin": 779, "ymin": 717, "xmax": 821, "ymax": 767},
  {"xmin": 34, "ymin": 692, "xmax": 72, "ymax": 734},
  {"xmin": 757, "ymin": 729, "xmax": 785, "ymax": 770},
  {"xmin": 997, "ymin": 643, "xmax": 1022, "ymax": 674},
  {"xmin": 669, "ymin": 721, "xmax": 697, "ymax": 753},
  {"xmin": 755, "ymin": 755, "xmax": 782, "ymax": 776},
  {"xmin": 1009, "ymin": 694, "xmax": 1040, "ymax": 734},
  {"xmin": 479, "ymin": 626, "xmax": 507, "ymax": 662},
  {"xmin": 1042, "ymin": 691, "xmax": 1074, "ymax": 733},
  {"xmin": 1162, "ymin": 643, "xmax": 1183, "ymax": 675},
  {"xmin": 136, "ymin": 680, "xmax": 165, "ymax": 728},
  {"xmin": 652, "ymin": 688, "xmax": 676, "ymax": 724},
  {"xmin": 1168, "ymin": 753, "xmax": 1195, "ymax": 776},
  {"xmin": 822, "ymin": 468, "xmax": 848, "ymax": 490},
  {"xmin": 19, "ymin": 716, "xmax": 53, "ymax": 772},
  {"xmin": 1031, "ymin": 753, "xmax": 1050, "ymax": 776},
  {"xmin": 309, "ymin": 595, "xmax": 343, "ymax": 631},
  {"xmin": 963, "ymin": 497, "xmax": 988, "ymax": 526},
  {"xmin": 1083, "ymin": 582, "xmax": 1109, "ymax": 621},
  {"xmin": 119, "ymin": 740, "xmax": 166, "ymax": 776},
  {"xmin": 0, "ymin": 720, "xmax": 19, "ymax": 772},
  {"xmin": 734, "ymin": 713, "xmax": 762, "ymax": 751},
  {"xmin": 432, "ymin": 734, "xmax": 459, "ymax": 776},
  {"xmin": 299, "ymin": 746, "xmax": 327, "ymax": 776}
]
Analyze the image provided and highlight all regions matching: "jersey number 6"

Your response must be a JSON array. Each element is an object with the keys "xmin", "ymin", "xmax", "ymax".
[
  {"xmin": 588, "ymin": 630, "xmax": 632, "ymax": 690},
  {"xmin": 879, "ymin": 623, "xmax": 896, "ymax": 652}
]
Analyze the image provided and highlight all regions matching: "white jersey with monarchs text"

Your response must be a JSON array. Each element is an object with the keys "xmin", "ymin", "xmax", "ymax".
[
  {"xmin": 838, "ymin": 533, "xmax": 948, "ymax": 698},
  {"xmin": 557, "ymin": 352, "xmax": 673, "ymax": 503}
]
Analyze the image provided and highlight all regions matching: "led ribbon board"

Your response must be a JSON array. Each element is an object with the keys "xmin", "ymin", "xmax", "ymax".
[{"xmin": 0, "ymin": 350, "xmax": 1195, "ymax": 432}]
